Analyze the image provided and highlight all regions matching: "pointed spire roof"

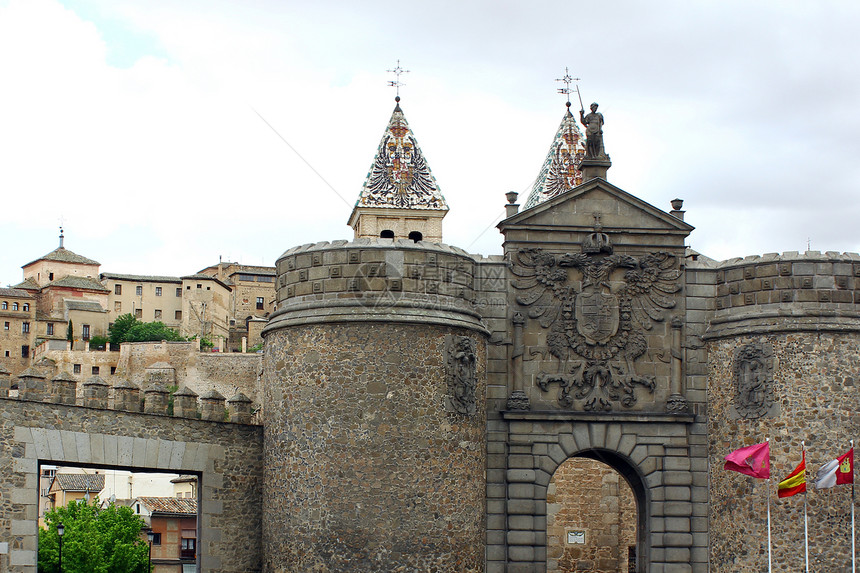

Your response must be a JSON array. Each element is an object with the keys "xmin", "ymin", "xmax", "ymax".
[
  {"xmin": 522, "ymin": 105, "xmax": 585, "ymax": 210},
  {"xmin": 354, "ymin": 98, "xmax": 448, "ymax": 212}
]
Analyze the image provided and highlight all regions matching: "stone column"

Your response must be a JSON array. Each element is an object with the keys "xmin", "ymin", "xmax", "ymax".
[
  {"xmin": 17, "ymin": 367, "xmax": 47, "ymax": 402},
  {"xmin": 227, "ymin": 393, "xmax": 253, "ymax": 424},
  {"xmin": 667, "ymin": 317, "xmax": 688, "ymax": 413},
  {"xmin": 113, "ymin": 379, "xmax": 141, "ymax": 412},
  {"xmin": 51, "ymin": 371, "xmax": 78, "ymax": 405},
  {"xmin": 506, "ymin": 311, "xmax": 530, "ymax": 410},
  {"xmin": 82, "ymin": 376, "xmax": 110, "ymax": 408},
  {"xmin": 200, "ymin": 390, "xmax": 226, "ymax": 421},
  {"xmin": 173, "ymin": 386, "xmax": 199, "ymax": 418}
]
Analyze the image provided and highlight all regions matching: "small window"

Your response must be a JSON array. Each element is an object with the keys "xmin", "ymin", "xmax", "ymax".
[
  {"xmin": 206, "ymin": 286, "xmax": 210, "ymax": 291},
  {"xmin": 175, "ymin": 310, "xmax": 182, "ymax": 320},
  {"xmin": 22, "ymin": 322, "xmax": 30, "ymax": 334},
  {"xmin": 4, "ymin": 351, "xmax": 8, "ymax": 358},
  {"xmin": 73, "ymin": 364, "xmax": 81, "ymax": 374},
  {"xmin": 21, "ymin": 345, "xmax": 29, "ymax": 358},
  {"xmin": 46, "ymin": 323, "xmax": 54, "ymax": 336},
  {"xmin": 186, "ymin": 285, "xmax": 191, "ymax": 290},
  {"xmin": 408, "ymin": 231, "xmax": 423, "ymax": 242},
  {"xmin": 197, "ymin": 284, "xmax": 202, "ymax": 289},
  {"xmin": 134, "ymin": 309, "xmax": 142, "ymax": 319},
  {"xmin": 115, "ymin": 301, "xmax": 122, "ymax": 312},
  {"xmin": 155, "ymin": 287, "xmax": 162, "ymax": 297},
  {"xmin": 115, "ymin": 284, "xmax": 122, "ymax": 295},
  {"xmin": 49, "ymin": 273, "xmax": 54, "ymax": 281},
  {"xmin": 256, "ymin": 297, "xmax": 264, "ymax": 310},
  {"xmin": 135, "ymin": 285, "xmax": 143, "ymax": 296},
  {"xmin": 91, "ymin": 366, "xmax": 99, "ymax": 375},
  {"xmin": 176, "ymin": 287, "xmax": 182, "ymax": 297},
  {"xmin": 154, "ymin": 309, "xmax": 162, "ymax": 320},
  {"xmin": 1, "ymin": 302, "xmax": 6, "ymax": 310},
  {"xmin": 82, "ymin": 324, "xmax": 90, "ymax": 340},
  {"xmin": 3, "ymin": 322, "xmax": 8, "ymax": 331},
  {"xmin": 151, "ymin": 532, "xmax": 161, "ymax": 545},
  {"xmin": 12, "ymin": 303, "xmax": 18, "ymax": 311},
  {"xmin": 380, "ymin": 230, "xmax": 395, "ymax": 238},
  {"xmin": 110, "ymin": 366, "xmax": 116, "ymax": 375},
  {"xmin": 22, "ymin": 303, "xmax": 29, "ymax": 312}
]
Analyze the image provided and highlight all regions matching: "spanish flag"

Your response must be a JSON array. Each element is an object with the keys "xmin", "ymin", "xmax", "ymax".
[{"xmin": 778, "ymin": 451, "xmax": 807, "ymax": 498}]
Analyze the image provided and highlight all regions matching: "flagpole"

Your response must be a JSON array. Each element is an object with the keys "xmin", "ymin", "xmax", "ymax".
[
  {"xmin": 803, "ymin": 441, "xmax": 809, "ymax": 573},
  {"xmin": 767, "ymin": 437, "xmax": 772, "ymax": 573}
]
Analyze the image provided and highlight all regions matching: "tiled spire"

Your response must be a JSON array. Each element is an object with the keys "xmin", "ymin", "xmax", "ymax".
[
  {"xmin": 354, "ymin": 98, "xmax": 447, "ymax": 211},
  {"xmin": 522, "ymin": 104, "xmax": 585, "ymax": 210}
]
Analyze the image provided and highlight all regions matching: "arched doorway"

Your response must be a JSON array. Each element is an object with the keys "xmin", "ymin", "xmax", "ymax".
[{"xmin": 547, "ymin": 451, "xmax": 646, "ymax": 573}]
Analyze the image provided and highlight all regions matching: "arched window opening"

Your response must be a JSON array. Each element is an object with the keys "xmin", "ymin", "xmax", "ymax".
[
  {"xmin": 380, "ymin": 230, "xmax": 395, "ymax": 239},
  {"xmin": 408, "ymin": 231, "xmax": 423, "ymax": 243},
  {"xmin": 547, "ymin": 455, "xmax": 640, "ymax": 573}
]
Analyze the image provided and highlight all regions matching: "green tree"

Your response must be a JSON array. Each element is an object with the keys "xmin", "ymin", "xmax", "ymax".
[
  {"xmin": 66, "ymin": 320, "xmax": 73, "ymax": 343},
  {"xmin": 38, "ymin": 498, "xmax": 150, "ymax": 573},
  {"xmin": 109, "ymin": 314, "xmax": 184, "ymax": 344}
]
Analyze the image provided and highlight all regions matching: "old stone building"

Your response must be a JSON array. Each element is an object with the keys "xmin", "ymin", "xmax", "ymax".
[
  {"xmin": 0, "ymin": 95, "xmax": 857, "ymax": 573},
  {"xmin": 0, "ymin": 288, "xmax": 36, "ymax": 377}
]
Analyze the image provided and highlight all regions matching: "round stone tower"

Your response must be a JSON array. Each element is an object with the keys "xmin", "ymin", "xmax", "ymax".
[
  {"xmin": 261, "ymin": 238, "xmax": 488, "ymax": 572},
  {"xmin": 706, "ymin": 252, "xmax": 860, "ymax": 571}
]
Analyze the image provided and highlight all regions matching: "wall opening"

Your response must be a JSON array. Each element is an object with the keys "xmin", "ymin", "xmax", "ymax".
[
  {"xmin": 547, "ymin": 451, "xmax": 644, "ymax": 573},
  {"xmin": 380, "ymin": 230, "xmax": 395, "ymax": 239},
  {"xmin": 408, "ymin": 231, "xmax": 423, "ymax": 242},
  {"xmin": 37, "ymin": 462, "xmax": 200, "ymax": 573}
]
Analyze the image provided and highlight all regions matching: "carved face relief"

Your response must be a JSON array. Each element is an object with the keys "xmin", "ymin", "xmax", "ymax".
[
  {"xmin": 512, "ymin": 248, "xmax": 681, "ymax": 411},
  {"xmin": 732, "ymin": 343, "xmax": 774, "ymax": 419}
]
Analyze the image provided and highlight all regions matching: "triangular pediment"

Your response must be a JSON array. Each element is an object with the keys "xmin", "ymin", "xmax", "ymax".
[{"xmin": 500, "ymin": 177, "xmax": 693, "ymax": 236}]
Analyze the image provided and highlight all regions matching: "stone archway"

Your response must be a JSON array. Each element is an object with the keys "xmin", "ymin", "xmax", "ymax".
[{"xmin": 547, "ymin": 454, "xmax": 639, "ymax": 572}]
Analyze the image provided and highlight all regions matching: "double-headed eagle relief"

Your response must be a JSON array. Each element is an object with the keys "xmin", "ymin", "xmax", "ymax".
[
  {"xmin": 512, "ymin": 245, "xmax": 681, "ymax": 411},
  {"xmin": 360, "ymin": 113, "xmax": 445, "ymax": 210}
]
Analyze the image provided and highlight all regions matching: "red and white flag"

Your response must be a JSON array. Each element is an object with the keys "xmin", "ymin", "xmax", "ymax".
[{"xmin": 815, "ymin": 448, "xmax": 854, "ymax": 489}]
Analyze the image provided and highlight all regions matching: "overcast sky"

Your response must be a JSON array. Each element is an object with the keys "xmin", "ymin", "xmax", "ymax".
[{"xmin": 2, "ymin": 0, "xmax": 859, "ymax": 285}]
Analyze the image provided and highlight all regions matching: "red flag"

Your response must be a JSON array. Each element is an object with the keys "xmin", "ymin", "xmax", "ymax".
[
  {"xmin": 724, "ymin": 441, "xmax": 770, "ymax": 479},
  {"xmin": 778, "ymin": 451, "xmax": 806, "ymax": 498}
]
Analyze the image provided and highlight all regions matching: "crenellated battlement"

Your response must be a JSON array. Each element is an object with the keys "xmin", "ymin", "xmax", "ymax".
[
  {"xmin": 0, "ymin": 367, "xmax": 257, "ymax": 424},
  {"xmin": 266, "ymin": 238, "xmax": 496, "ymax": 335},
  {"xmin": 698, "ymin": 251, "xmax": 860, "ymax": 338}
]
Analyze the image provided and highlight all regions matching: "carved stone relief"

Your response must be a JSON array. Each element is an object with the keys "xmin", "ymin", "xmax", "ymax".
[
  {"xmin": 445, "ymin": 335, "xmax": 477, "ymax": 415},
  {"xmin": 732, "ymin": 343, "xmax": 775, "ymax": 419},
  {"xmin": 512, "ymin": 247, "xmax": 681, "ymax": 411}
]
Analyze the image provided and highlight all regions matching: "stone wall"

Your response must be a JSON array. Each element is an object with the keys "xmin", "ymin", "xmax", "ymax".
[
  {"xmin": 547, "ymin": 457, "xmax": 636, "ymax": 572},
  {"xmin": 0, "ymin": 396, "xmax": 263, "ymax": 572},
  {"xmin": 116, "ymin": 341, "xmax": 261, "ymax": 404}
]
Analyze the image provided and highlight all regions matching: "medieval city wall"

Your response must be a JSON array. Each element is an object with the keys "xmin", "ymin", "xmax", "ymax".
[
  {"xmin": 0, "ymin": 379, "xmax": 263, "ymax": 573},
  {"xmin": 116, "ymin": 341, "xmax": 261, "ymax": 403},
  {"xmin": 706, "ymin": 252, "xmax": 860, "ymax": 572}
]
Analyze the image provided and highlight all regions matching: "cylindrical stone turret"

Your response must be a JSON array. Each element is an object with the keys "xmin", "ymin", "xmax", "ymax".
[
  {"xmin": 227, "ymin": 392, "xmax": 253, "ymax": 424},
  {"xmin": 200, "ymin": 390, "xmax": 226, "ymax": 421},
  {"xmin": 51, "ymin": 371, "xmax": 78, "ymax": 405},
  {"xmin": 172, "ymin": 386, "xmax": 199, "ymax": 418},
  {"xmin": 0, "ymin": 365, "xmax": 11, "ymax": 398},
  {"xmin": 262, "ymin": 239, "xmax": 488, "ymax": 571},
  {"xmin": 143, "ymin": 383, "xmax": 170, "ymax": 414},
  {"xmin": 17, "ymin": 367, "xmax": 47, "ymax": 402},
  {"xmin": 706, "ymin": 252, "xmax": 860, "ymax": 569},
  {"xmin": 113, "ymin": 379, "xmax": 141, "ymax": 412},
  {"xmin": 82, "ymin": 375, "xmax": 110, "ymax": 408}
]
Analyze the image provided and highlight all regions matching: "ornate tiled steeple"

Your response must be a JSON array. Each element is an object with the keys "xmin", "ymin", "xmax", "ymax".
[
  {"xmin": 522, "ymin": 104, "xmax": 585, "ymax": 210},
  {"xmin": 348, "ymin": 97, "xmax": 448, "ymax": 242}
]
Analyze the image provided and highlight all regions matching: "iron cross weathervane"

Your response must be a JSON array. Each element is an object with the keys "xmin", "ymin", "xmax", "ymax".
[
  {"xmin": 387, "ymin": 59, "xmax": 410, "ymax": 99},
  {"xmin": 556, "ymin": 67, "xmax": 584, "ymax": 112}
]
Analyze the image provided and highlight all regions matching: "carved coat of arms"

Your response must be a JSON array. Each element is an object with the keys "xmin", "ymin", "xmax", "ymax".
[{"xmin": 512, "ymin": 248, "xmax": 680, "ymax": 410}]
